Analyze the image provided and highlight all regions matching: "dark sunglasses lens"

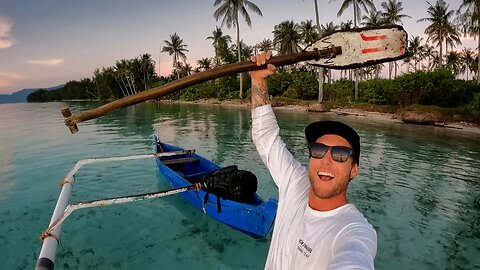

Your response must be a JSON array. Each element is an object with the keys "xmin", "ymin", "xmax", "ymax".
[
  {"xmin": 309, "ymin": 143, "xmax": 328, "ymax": 158},
  {"xmin": 331, "ymin": 147, "xmax": 352, "ymax": 162}
]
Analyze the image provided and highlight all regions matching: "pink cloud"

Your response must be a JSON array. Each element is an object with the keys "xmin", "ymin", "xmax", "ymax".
[
  {"xmin": 27, "ymin": 59, "xmax": 64, "ymax": 66},
  {"xmin": 0, "ymin": 16, "xmax": 14, "ymax": 49}
]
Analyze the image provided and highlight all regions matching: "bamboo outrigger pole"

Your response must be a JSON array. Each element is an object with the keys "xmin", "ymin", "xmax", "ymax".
[{"xmin": 35, "ymin": 150, "xmax": 195, "ymax": 270}]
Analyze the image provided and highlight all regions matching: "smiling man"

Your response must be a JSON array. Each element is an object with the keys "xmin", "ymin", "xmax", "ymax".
[{"xmin": 249, "ymin": 51, "xmax": 377, "ymax": 270}]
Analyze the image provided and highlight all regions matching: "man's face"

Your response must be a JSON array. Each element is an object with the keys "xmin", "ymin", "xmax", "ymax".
[{"xmin": 308, "ymin": 134, "xmax": 358, "ymax": 200}]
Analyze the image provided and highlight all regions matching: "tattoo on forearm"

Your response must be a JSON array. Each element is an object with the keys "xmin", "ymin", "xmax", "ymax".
[{"xmin": 251, "ymin": 84, "xmax": 270, "ymax": 109}]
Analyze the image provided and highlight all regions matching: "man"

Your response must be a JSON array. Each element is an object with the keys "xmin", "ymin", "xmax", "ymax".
[{"xmin": 249, "ymin": 51, "xmax": 377, "ymax": 270}]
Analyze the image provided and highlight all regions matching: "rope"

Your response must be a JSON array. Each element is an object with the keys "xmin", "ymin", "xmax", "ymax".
[
  {"xmin": 40, "ymin": 231, "xmax": 60, "ymax": 244},
  {"xmin": 59, "ymin": 177, "xmax": 73, "ymax": 188}
]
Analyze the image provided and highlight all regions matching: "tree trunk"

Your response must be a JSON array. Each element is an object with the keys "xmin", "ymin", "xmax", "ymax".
[
  {"xmin": 477, "ymin": 36, "xmax": 480, "ymax": 83},
  {"xmin": 353, "ymin": 0, "xmax": 359, "ymax": 100},
  {"xmin": 236, "ymin": 15, "xmax": 243, "ymax": 99},
  {"xmin": 439, "ymin": 29, "xmax": 443, "ymax": 68},
  {"xmin": 314, "ymin": 0, "xmax": 324, "ymax": 102}
]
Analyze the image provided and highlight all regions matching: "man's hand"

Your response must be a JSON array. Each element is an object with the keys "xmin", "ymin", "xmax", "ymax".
[
  {"xmin": 249, "ymin": 51, "xmax": 276, "ymax": 82},
  {"xmin": 249, "ymin": 51, "xmax": 276, "ymax": 109}
]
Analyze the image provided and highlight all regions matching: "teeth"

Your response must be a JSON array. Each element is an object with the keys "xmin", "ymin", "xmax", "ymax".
[{"xmin": 317, "ymin": 171, "xmax": 335, "ymax": 177}]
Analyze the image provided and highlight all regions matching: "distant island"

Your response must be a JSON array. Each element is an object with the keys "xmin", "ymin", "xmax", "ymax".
[{"xmin": 0, "ymin": 85, "xmax": 63, "ymax": 104}]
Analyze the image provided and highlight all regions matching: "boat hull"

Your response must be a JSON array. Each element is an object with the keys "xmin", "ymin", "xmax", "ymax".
[{"xmin": 153, "ymin": 136, "xmax": 277, "ymax": 238}]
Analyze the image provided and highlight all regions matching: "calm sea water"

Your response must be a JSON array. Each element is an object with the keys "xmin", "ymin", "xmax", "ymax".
[{"xmin": 0, "ymin": 101, "xmax": 479, "ymax": 270}]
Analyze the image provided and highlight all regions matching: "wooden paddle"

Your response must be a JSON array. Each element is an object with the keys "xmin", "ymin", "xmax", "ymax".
[{"xmin": 62, "ymin": 25, "xmax": 407, "ymax": 134}]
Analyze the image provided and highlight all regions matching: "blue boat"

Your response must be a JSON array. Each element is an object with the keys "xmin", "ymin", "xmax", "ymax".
[{"xmin": 154, "ymin": 136, "xmax": 277, "ymax": 238}]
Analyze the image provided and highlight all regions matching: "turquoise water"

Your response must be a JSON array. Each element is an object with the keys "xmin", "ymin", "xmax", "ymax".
[{"xmin": 1, "ymin": 102, "xmax": 479, "ymax": 269}]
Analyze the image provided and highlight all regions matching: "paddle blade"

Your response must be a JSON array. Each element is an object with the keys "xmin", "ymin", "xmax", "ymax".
[{"xmin": 305, "ymin": 25, "xmax": 408, "ymax": 70}]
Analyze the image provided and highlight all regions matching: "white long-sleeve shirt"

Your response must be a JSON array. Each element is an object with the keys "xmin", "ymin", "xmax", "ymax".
[{"xmin": 252, "ymin": 105, "xmax": 377, "ymax": 270}]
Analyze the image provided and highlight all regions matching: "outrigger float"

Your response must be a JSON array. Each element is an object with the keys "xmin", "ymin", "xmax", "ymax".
[{"xmin": 37, "ymin": 26, "xmax": 408, "ymax": 270}]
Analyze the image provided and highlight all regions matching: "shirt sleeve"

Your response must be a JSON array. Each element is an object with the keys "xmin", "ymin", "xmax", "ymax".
[
  {"xmin": 327, "ymin": 223, "xmax": 378, "ymax": 270},
  {"xmin": 251, "ymin": 105, "xmax": 308, "ymax": 199}
]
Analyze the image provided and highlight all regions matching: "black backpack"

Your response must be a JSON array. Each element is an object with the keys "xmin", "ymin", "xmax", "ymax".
[{"xmin": 201, "ymin": 165, "xmax": 258, "ymax": 203}]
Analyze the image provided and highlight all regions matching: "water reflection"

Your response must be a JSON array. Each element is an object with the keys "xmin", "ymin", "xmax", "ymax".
[{"xmin": 2, "ymin": 102, "xmax": 478, "ymax": 269}]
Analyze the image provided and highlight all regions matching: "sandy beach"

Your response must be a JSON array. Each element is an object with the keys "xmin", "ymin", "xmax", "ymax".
[{"xmin": 158, "ymin": 99, "xmax": 480, "ymax": 136}]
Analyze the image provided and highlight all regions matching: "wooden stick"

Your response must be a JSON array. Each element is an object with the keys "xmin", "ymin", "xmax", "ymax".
[
  {"xmin": 61, "ymin": 107, "xmax": 79, "ymax": 134},
  {"xmin": 62, "ymin": 48, "xmax": 341, "ymax": 133}
]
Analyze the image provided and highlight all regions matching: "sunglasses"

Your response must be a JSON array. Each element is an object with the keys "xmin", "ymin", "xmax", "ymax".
[{"xmin": 308, "ymin": 143, "xmax": 353, "ymax": 163}]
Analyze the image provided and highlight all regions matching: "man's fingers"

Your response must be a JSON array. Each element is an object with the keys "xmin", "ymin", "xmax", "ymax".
[
  {"xmin": 266, "ymin": 51, "xmax": 272, "ymax": 60},
  {"xmin": 267, "ymin": 64, "xmax": 276, "ymax": 72}
]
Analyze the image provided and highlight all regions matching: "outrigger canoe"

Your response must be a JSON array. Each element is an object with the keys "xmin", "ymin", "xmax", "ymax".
[{"xmin": 154, "ymin": 136, "xmax": 278, "ymax": 238}]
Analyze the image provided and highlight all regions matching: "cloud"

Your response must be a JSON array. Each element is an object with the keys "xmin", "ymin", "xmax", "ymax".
[
  {"xmin": 27, "ymin": 59, "xmax": 64, "ymax": 66},
  {"xmin": 0, "ymin": 71, "xmax": 23, "ymax": 80},
  {"xmin": 0, "ymin": 16, "xmax": 14, "ymax": 49}
]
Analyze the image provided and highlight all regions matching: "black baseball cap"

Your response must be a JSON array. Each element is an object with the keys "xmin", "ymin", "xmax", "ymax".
[{"xmin": 305, "ymin": 121, "xmax": 360, "ymax": 164}]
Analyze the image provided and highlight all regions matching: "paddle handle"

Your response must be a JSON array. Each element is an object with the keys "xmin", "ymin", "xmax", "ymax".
[
  {"xmin": 61, "ymin": 108, "xmax": 79, "ymax": 134},
  {"xmin": 63, "ymin": 47, "xmax": 341, "ymax": 133}
]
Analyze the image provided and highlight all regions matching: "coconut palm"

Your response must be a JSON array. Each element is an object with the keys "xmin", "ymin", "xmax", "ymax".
[
  {"xmin": 320, "ymin": 22, "xmax": 339, "ymax": 37},
  {"xmin": 206, "ymin": 27, "xmax": 232, "ymax": 66},
  {"xmin": 418, "ymin": 0, "xmax": 457, "ymax": 68},
  {"xmin": 273, "ymin": 20, "xmax": 302, "ymax": 55},
  {"xmin": 197, "ymin": 58, "xmax": 213, "ymax": 72},
  {"xmin": 213, "ymin": 0, "xmax": 263, "ymax": 99},
  {"xmin": 361, "ymin": 10, "xmax": 384, "ymax": 27},
  {"xmin": 161, "ymin": 33, "xmax": 189, "ymax": 80},
  {"xmin": 381, "ymin": 0, "xmax": 411, "ymax": 25},
  {"xmin": 318, "ymin": 22, "xmax": 339, "ymax": 83},
  {"xmin": 308, "ymin": 0, "xmax": 325, "ymax": 102},
  {"xmin": 139, "ymin": 53, "xmax": 155, "ymax": 91},
  {"xmin": 331, "ymin": 0, "xmax": 376, "ymax": 100},
  {"xmin": 446, "ymin": 50, "xmax": 462, "ymax": 76},
  {"xmin": 332, "ymin": 0, "xmax": 377, "ymax": 26},
  {"xmin": 340, "ymin": 20, "xmax": 353, "ymax": 30},
  {"xmin": 457, "ymin": 0, "xmax": 480, "ymax": 83},
  {"xmin": 423, "ymin": 43, "xmax": 438, "ymax": 71},
  {"xmin": 381, "ymin": 0, "xmax": 411, "ymax": 77},
  {"xmin": 299, "ymin": 20, "xmax": 320, "ymax": 46},
  {"xmin": 408, "ymin": 36, "xmax": 424, "ymax": 71},
  {"xmin": 257, "ymin": 38, "xmax": 273, "ymax": 52}
]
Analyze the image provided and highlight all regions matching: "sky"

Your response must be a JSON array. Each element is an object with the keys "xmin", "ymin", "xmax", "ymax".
[{"xmin": 0, "ymin": 0, "xmax": 477, "ymax": 94}]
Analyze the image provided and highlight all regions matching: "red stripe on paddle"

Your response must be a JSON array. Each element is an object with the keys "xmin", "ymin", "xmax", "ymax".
[
  {"xmin": 360, "ymin": 34, "xmax": 387, "ymax": 41},
  {"xmin": 362, "ymin": 47, "xmax": 387, "ymax": 54}
]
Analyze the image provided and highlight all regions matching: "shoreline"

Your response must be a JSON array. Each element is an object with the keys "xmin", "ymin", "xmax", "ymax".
[{"xmin": 157, "ymin": 99, "xmax": 480, "ymax": 135}]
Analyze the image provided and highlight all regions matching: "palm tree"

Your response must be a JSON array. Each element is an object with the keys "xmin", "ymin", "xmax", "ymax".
[
  {"xmin": 206, "ymin": 27, "xmax": 232, "ymax": 66},
  {"xmin": 299, "ymin": 20, "xmax": 320, "ymax": 46},
  {"xmin": 331, "ymin": 0, "xmax": 376, "ymax": 100},
  {"xmin": 161, "ymin": 33, "xmax": 189, "ymax": 80},
  {"xmin": 319, "ymin": 22, "xmax": 339, "ymax": 83},
  {"xmin": 457, "ymin": 0, "xmax": 480, "ymax": 83},
  {"xmin": 308, "ymin": 0, "xmax": 325, "ymax": 102},
  {"xmin": 197, "ymin": 58, "xmax": 213, "ymax": 72},
  {"xmin": 257, "ymin": 38, "xmax": 273, "ymax": 52},
  {"xmin": 321, "ymin": 22, "xmax": 339, "ymax": 36},
  {"xmin": 340, "ymin": 20, "xmax": 353, "ymax": 30},
  {"xmin": 418, "ymin": 0, "xmax": 457, "ymax": 68},
  {"xmin": 381, "ymin": 0, "xmax": 411, "ymax": 24},
  {"xmin": 213, "ymin": 0, "xmax": 263, "ymax": 99},
  {"xmin": 423, "ymin": 43, "xmax": 438, "ymax": 71},
  {"xmin": 361, "ymin": 10, "xmax": 384, "ymax": 27},
  {"xmin": 273, "ymin": 20, "xmax": 302, "ymax": 55},
  {"xmin": 408, "ymin": 36, "xmax": 424, "ymax": 71},
  {"xmin": 139, "ymin": 53, "xmax": 155, "ymax": 91},
  {"xmin": 446, "ymin": 50, "xmax": 462, "ymax": 76},
  {"xmin": 381, "ymin": 0, "xmax": 411, "ymax": 77},
  {"xmin": 333, "ymin": 0, "xmax": 376, "ymax": 25}
]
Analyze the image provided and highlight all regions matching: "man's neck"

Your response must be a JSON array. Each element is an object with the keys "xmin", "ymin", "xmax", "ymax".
[{"xmin": 308, "ymin": 190, "xmax": 348, "ymax": 212}]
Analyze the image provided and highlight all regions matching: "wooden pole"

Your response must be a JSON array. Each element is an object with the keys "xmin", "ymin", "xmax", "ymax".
[{"xmin": 62, "ymin": 48, "xmax": 341, "ymax": 133}]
